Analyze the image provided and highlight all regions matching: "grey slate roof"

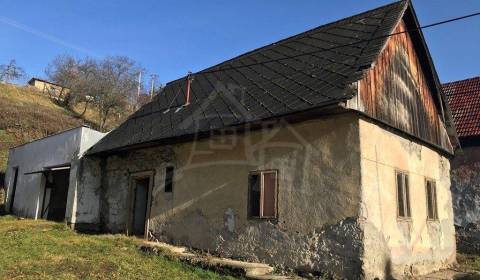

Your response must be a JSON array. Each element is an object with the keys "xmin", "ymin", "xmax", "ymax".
[{"xmin": 89, "ymin": 1, "xmax": 408, "ymax": 155}]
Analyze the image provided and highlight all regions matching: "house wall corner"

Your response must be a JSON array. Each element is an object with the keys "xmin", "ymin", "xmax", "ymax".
[{"xmin": 358, "ymin": 118, "xmax": 456, "ymax": 279}]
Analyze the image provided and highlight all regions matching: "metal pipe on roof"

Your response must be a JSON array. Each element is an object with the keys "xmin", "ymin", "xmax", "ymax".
[{"xmin": 185, "ymin": 71, "xmax": 193, "ymax": 106}]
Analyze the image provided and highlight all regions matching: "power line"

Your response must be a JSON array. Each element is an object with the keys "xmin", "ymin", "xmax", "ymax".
[
  {"xmin": 133, "ymin": 10, "xmax": 480, "ymax": 120},
  {"xmin": 421, "ymin": 11, "xmax": 480, "ymax": 29},
  {"xmin": 194, "ymin": 11, "xmax": 480, "ymax": 75}
]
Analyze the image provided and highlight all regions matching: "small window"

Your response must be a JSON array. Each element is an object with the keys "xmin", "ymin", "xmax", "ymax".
[
  {"xmin": 164, "ymin": 166, "xmax": 174, "ymax": 192},
  {"xmin": 396, "ymin": 171, "xmax": 411, "ymax": 218},
  {"xmin": 248, "ymin": 170, "xmax": 277, "ymax": 219},
  {"xmin": 426, "ymin": 179, "xmax": 438, "ymax": 220}
]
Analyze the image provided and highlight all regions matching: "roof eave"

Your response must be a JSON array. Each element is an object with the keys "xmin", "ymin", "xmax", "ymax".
[{"xmin": 86, "ymin": 100, "xmax": 347, "ymax": 156}]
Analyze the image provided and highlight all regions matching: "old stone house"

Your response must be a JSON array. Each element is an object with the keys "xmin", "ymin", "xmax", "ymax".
[
  {"xmin": 67, "ymin": 1, "xmax": 457, "ymax": 279},
  {"xmin": 444, "ymin": 77, "xmax": 480, "ymax": 227}
]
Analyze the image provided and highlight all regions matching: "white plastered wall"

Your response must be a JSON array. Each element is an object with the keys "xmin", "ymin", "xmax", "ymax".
[
  {"xmin": 359, "ymin": 118, "xmax": 456, "ymax": 278},
  {"xmin": 4, "ymin": 126, "xmax": 105, "ymax": 221}
]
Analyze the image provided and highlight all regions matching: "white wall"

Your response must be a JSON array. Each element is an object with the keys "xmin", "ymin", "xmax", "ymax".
[
  {"xmin": 80, "ymin": 127, "xmax": 107, "ymax": 155},
  {"xmin": 4, "ymin": 126, "xmax": 105, "ymax": 220},
  {"xmin": 65, "ymin": 127, "xmax": 106, "ymax": 224},
  {"xmin": 359, "ymin": 118, "xmax": 456, "ymax": 279}
]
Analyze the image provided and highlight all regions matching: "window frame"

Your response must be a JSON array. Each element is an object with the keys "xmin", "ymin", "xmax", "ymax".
[
  {"xmin": 164, "ymin": 166, "xmax": 175, "ymax": 193},
  {"xmin": 425, "ymin": 178, "xmax": 439, "ymax": 221},
  {"xmin": 248, "ymin": 170, "xmax": 278, "ymax": 220},
  {"xmin": 395, "ymin": 170, "xmax": 412, "ymax": 220}
]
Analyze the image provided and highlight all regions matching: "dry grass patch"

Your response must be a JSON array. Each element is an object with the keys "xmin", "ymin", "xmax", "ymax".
[
  {"xmin": 71, "ymin": 102, "xmax": 131, "ymax": 131},
  {"xmin": 0, "ymin": 83, "xmax": 131, "ymax": 179},
  {"xmin": 0, "ymin": 83, "xmax": 86, "ymax": 174}
]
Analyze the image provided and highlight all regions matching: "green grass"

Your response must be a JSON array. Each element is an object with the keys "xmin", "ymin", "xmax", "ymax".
[{"xmin": 0, "ymin": 216, "xmax": 237, "ymax": 280}]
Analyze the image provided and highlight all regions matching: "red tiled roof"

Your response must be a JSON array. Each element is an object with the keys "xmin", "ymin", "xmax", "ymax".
[{"xmin": 443, "ymin": 76, "xmax": 480, "ymax": 138}]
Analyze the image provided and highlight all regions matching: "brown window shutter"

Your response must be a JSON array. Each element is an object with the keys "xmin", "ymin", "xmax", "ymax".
[{"xmin": 262, "ymin": 172, "xmax": 276, "ymax": 218}]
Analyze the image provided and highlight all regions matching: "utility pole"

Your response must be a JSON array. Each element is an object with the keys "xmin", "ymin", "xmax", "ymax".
[
  {"xmin": 137, "ymin": 70, "xmax": 142, "ymax": 98},
  {"xmin": 150, "ymin": 74, "xmax": 158, "ymax": 100}
]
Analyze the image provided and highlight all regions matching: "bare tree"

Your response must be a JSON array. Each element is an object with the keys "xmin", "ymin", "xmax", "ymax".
[
  {"xmin": 0, "ymin": 59, "xmax": 25, "ymax": 83},
  {"xmin": 46, "ymin": 55, "xmax": 81, "ymax": 107},
  {"xmin": 46, "ymin": 55, "xmax": 140, "ymax": 130},
  {"xmin": 93, "ymin": 56, "xmax": 139, "ymax": 130}
]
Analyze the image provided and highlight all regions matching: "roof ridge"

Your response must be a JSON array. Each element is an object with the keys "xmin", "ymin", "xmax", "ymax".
[
  {"xmin": 28, "ymin": 77, "xmax": 67, "ymax": 88},
  {"xmin": 164, "ymin": 0, "xmax": 407, "ymax": 87},
  {"xmin": 443, "ymin": 76, "xmax": 480, "ymax": 86},
  {"xmin": 88, "ymin": 1, "xmax": 411, "ymax": 155}
]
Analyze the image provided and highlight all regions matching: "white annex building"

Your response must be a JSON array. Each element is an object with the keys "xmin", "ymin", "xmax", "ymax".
[{"xmin": 4, "ymin": 126, "xmax": 105, "ymax": 223}]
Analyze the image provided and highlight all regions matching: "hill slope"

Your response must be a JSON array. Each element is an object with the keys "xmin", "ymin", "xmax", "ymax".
[{"xmin": 0, "ymin": 83, "xmax": 127, "ymax": 188}]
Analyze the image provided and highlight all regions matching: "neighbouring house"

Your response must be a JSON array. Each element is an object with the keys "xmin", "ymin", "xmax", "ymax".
[
  {"xmin": 443, "ymin": 76, "xmax": 480, "ymax": 253},
  {"xmin": 27, "ymin": 77, "xmax": 69, "ymax": 99},
  {"xmin": 9, "ymin": 1, "xmax": 458, "ymax": 278},
  {"xmin": 3, "ymin": 126, "xmax": 105, "ymax": 223}
]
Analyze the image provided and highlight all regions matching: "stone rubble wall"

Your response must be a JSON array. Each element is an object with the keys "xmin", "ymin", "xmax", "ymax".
[{"xmin": 450, "ymin": 146, "xmax": 480, "ymax": 227}]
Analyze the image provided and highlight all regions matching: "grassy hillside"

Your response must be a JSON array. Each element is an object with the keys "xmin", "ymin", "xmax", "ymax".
[
  {"xmin": 0, "ymin": 83, "xmax": 128, "ymax": 189},
  {"xmin": 71, "ymin": 101, "xmax": 129, "ymax": 132}
]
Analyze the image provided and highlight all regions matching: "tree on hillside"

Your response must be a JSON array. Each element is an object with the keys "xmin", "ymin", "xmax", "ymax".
[
  {"xmin": 45, "ymin": 55, "xmax": 83, "ymax": 107},
  {"xmin": 0, "ymin": 60, "xmax": 25, "ymax": 83},
  {"xmin": 46, "ymin": 55, "xmax": 141, "ymax": 130},
  {"xmin": 93, "ymin": 56, "xmax": 140, "ymax": 130}
]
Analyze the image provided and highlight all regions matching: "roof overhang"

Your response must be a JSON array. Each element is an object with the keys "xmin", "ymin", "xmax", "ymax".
[
  {"xmin": 87, "ymin": 101, "xmax": 347, "ymax": 156},
  {"xmin": 24, "ymin": 164, "xmax": 71, "ymax": 175}
]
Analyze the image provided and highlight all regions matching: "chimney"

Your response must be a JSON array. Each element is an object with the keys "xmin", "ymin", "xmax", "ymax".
[{"xmin": 185, "ymin": 71, "xmax": 193, "ymax": 106}]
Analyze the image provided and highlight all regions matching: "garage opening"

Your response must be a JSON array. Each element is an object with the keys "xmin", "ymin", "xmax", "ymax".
[
  {"xmin": 130, "ymin": 177, "xmax": 151, "ymax": 237},
  {"xmin": 8, "ymin": 167, "xmax": 19, "ymax": 213},
  {"xmin": 41, "ymin": 168, "xmax": 70, "ymax": 222}
]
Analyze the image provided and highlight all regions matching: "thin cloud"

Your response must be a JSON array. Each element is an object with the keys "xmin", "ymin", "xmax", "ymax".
[{"xmin": 0, "ymin": 16, "xmax": 97, "ymax": 56}]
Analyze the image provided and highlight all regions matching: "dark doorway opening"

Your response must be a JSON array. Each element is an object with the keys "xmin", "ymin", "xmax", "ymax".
[
  {"xmin": 131, "ymin": 177, "xmax": 151, "ymax": 237},
  {"xmin": 8, "ymin": 167, "xmax": 19, "ymax": 213},
  {"xmin": 41, "ymin": 169, "xmax": 70, "ymax": 222}
]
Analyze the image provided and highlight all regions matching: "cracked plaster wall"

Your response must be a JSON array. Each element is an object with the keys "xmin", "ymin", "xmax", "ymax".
[
  {"xmin": 98, "ymin": 114, "xmax": 364, "ymax": 277},
  {"xmin": 359, "ymin": 118, "xmax": 456, "ymax": 279}
]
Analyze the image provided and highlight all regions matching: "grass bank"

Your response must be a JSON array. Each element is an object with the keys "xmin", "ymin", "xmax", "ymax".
[{"xmin": 0, "ymin": 216, "xmax": 236, "ymax": 279}]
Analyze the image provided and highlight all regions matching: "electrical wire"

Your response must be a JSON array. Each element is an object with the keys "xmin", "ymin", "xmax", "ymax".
[
  {"xmin": 133, "ymin": 10, "xmax": 480, "ymax": 120},
  {"xmin": 192, "ymin": 11, "xmax": 480, "ymax": 75}
]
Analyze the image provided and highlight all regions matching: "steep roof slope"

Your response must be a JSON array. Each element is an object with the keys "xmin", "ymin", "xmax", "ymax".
[
  {"xmin": 443, "ymin": 76, "xmax": 480, "ymax": 139},
  {"xmin": 89, "ymin": 1, "xmax": 409, "ymax": 155}
]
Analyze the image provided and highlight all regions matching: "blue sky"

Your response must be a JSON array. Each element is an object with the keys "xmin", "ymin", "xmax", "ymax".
[{"xmin": 1, "ymin": 0, "xmax": 479, "ymax": 85}]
